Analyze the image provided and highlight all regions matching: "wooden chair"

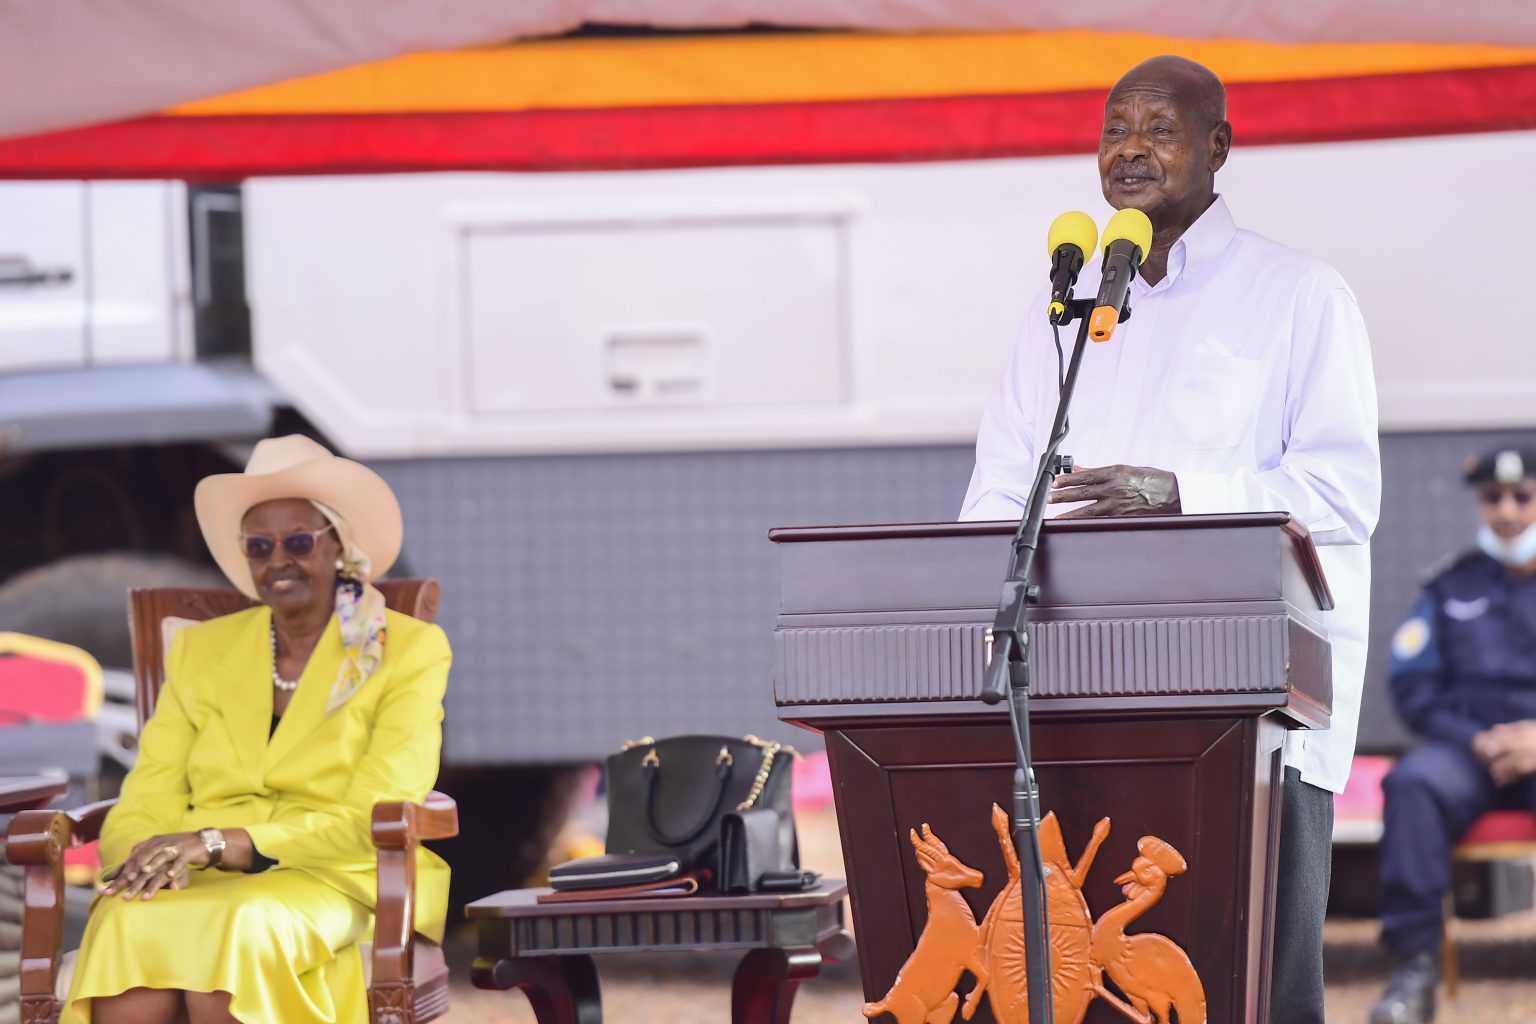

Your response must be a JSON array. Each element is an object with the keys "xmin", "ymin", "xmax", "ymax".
[
  {"xmin": 1440, "ymin": 809, "xmax": 1536, "ymax": 996},
  {"xmin": 5, "ymin": 580, "xmax": 458, "ymax": 1024}
]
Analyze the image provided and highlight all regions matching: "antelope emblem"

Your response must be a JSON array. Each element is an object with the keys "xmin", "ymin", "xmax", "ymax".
[
  {"xmin": 862, "ymin": 825, "xmax": 992, "ymax": 1024},
  {"xmin": 865, "ymin": 805, "xmax": 1205, "ymax": 1024}
]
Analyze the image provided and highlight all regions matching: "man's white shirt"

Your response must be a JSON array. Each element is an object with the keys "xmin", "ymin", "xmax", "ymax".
[{"xmin": 961, "ymin": 195, "xmax": 1381, "ymax": 794}]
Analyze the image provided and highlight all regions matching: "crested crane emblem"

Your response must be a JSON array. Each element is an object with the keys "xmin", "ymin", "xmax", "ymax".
[{"xmin": 863, "ymin": 804, "xmax": 1206, "ymax": 1024}]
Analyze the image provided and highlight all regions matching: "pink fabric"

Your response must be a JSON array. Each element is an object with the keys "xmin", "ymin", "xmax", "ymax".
[
  {"xmin": 1336, "ymin": 754, "xmax": 1392, "ymax": 820},
  {"xmin": 65, "ymin": 840, "xmax": 98, "ymax": 869},
  {"xmin": 792, "ymin": 751, "xmax": 834, "ymax": 812},
  {"xmin": 1460, "ymin": 810, "xmax": 1536, "ymax": 846},
  {"xmin": 0, "ymin": 655, "xmax": 90, "ymax": 722}
]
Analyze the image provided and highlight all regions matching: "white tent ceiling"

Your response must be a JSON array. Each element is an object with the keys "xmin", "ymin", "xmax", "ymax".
[{"xmin": 2, "ymin": 0, "xmax": 1533, "ymax": 141}]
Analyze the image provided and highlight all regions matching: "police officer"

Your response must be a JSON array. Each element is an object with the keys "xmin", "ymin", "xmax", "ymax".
[{"xmin": 1371, "ymin": 444, "xmax": 1536, "ymax": 1024}]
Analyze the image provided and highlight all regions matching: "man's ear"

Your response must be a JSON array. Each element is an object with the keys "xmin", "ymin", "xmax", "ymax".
[{"xmin": 1209, "ymin": 120, "xmax": 1232, "ymax": 173}]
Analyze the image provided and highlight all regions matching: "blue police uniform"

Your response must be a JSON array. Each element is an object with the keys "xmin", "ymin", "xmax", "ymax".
[{"xmin": 1380, "ymin": 550, "xmax": 1536, "ymax": 954}]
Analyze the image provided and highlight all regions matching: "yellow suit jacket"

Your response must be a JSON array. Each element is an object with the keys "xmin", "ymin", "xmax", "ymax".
[{"xmin": 100, "ymin": 605, "xmax": 452, "ymax": 942}]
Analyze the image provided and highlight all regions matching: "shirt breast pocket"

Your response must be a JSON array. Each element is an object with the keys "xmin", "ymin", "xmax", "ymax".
[{"xmin": 1157, "ymin": 346, "xmax": 1266, "ymax": 451}]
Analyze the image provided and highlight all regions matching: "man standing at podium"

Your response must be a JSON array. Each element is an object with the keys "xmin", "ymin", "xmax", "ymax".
[{"xmin": 961, "ymin": 57, "xmax": 1381, "ymax": 1024}]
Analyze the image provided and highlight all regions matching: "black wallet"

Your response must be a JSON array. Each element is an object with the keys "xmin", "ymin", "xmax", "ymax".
[{"xmin": 548, "ymin": 851, "xmax": 682, "ymax": 892}]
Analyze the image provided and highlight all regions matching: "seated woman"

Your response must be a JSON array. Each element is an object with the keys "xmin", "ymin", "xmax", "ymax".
[{"xmin": 63, "ymin": 435, "xmax": 451, "ymax": 1024}]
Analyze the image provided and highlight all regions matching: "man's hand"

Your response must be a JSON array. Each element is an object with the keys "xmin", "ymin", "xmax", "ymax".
[
  {"xmin": 103, "ymin": 831, "xmax": 209, "ymax": 900},
  {"xmin": 1483, "ymin": 721, "xmax": 1536, "ymax": 787},
  {"xmin": 1471, "ymin": 728, "xmax": 1504, "ymax": 768},
  {"xmin": 1048, "ymin": 465, "xmax": 1182, "ymax": 518}
]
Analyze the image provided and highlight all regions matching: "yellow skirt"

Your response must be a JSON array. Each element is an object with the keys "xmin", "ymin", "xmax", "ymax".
[{"xmin": 62, "ymin": 867, "xmax": 372, "ymax": 1024}]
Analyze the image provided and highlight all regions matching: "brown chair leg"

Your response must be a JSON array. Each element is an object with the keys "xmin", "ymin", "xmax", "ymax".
[
  {"xmin": 368, "ymin": 981, "xmax": 417, "ymax": 1024},
  {"xmin": 1439, "ymin": 911, "xmax": 1459, "ymax": 998},
  {"xmin": 19, "ymin": 993, "xmax": 61, "ymax": 1024},
  {"xmin": 471, "ymin": 954, "xmax": 601, "ymax": 1024},
  {"xmin": 730, "ymin": 947, "xmax": 822, "ymax": 1024},
  {"xmin": 11, "ymin": 810, "xmax": 71, "ymax": 1024}
]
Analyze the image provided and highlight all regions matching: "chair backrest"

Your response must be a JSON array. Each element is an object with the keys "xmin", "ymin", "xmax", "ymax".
[
  {"xmin": 0, "ymin": 632, "xmax": 104, "ymax": 723},
  {"xmin": 127, "ymin": 579, "xmax": 441, "ymax": 728}
]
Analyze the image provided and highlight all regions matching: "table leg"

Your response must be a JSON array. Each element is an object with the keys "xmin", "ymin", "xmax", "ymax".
[
  {"xmin": 730, "ymin": 947, "xmax": 823, "ymax": 1024},
  {"xmin": 471, "ymin": 954, "xmax": 602, "ymax": 1024}
]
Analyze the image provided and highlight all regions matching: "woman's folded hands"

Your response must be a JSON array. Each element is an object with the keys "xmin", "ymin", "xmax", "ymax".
[{"xmin": 102, "ymin": 832, "xmax": 209, "ymax": 900}]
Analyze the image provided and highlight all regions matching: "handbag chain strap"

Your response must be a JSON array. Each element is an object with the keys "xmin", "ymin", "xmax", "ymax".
[
  {"xmin": 736, "ymin": 734, "xmax": 798, "ymax": 812},
  {"xmin": 620, "ymin": 734, "xmax": 799, "ymax": 814}
]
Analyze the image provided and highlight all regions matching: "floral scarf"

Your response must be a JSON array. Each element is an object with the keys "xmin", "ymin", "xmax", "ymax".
[{"xmin": 311, "ymin": 501, "xmax": 387, "ymax": 714}]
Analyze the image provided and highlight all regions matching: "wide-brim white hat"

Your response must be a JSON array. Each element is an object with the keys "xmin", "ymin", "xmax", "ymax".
[{"xmin": 194, "ymin": 435, "xmax": 402, "ymax": 599}]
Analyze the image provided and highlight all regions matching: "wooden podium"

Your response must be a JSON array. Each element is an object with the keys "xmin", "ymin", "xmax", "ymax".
[{"xmin": 772, "ymin": 515, "xmax": 1333, "ymax": 1024}]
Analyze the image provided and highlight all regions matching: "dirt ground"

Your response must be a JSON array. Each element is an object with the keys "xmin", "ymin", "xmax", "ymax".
[{"xmin": 443, "ymin": 806, "xmax": 1536, "ymax": 1023}]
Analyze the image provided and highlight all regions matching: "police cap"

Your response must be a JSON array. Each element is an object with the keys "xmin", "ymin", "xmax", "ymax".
[{"xmin": 1463, "ymin": 445, "xmax": 1536, "ymax": 486}]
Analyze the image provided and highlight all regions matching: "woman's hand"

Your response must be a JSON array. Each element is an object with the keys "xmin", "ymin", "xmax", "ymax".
[{"xmin": 103, "ymin": 832, "xmax": 209, "ymax": 900}]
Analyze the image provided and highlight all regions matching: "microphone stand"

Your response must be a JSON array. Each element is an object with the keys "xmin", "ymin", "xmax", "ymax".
[{"xmin": 978, "ymin": 292, "xmax": 1128, "ymax": 1024}]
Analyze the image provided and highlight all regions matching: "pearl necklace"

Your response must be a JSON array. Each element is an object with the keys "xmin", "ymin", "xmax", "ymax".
[{"xmin": 271, "ymin": 624, "xmax": 300, "ymax": 692}]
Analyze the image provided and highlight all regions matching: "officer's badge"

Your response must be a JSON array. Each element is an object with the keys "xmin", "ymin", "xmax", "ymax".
[
  {"xmin": 1391, "ymin": 617, "xmax": 1431, "ymax": 660},
  {"xmin": 1495, "ymin": 449, "xmax": 1526, "ymax": 484},
  {"xmin": 1443, "ymin": 597, "xmax": 1490, "ymax": 621}
]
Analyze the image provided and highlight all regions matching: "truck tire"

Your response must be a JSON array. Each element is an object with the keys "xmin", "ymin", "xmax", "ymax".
[{"xmin": 0, "ymin": 552, "xmax": 222, "ymax": 670}]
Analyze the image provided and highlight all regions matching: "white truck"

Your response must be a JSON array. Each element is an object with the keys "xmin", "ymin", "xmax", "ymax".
[{"xmin": 3, "ymin": 130, "xmax": 1534, "ymax": 887}]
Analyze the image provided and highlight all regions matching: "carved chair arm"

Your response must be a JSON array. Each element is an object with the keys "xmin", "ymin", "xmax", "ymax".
[
  {"xmin": 7, "ymin": 810, "xmax": 68, "ymax": 869},
  {"xmin": 6, "ymin": 804, "xmax": 105, "ymax": 1019},
  {"xmin": 369, "ymin": 791, "xmax": 458, "ymax": 992},
  {"xmin": 5, "ymin": 798, "xmax": 114, "ymax": 866}
]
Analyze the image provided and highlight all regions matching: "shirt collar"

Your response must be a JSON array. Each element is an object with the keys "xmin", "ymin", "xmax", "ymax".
[{"xmin": 1163, "ymin": 194, "xmax": 1236, "ymax": 285}]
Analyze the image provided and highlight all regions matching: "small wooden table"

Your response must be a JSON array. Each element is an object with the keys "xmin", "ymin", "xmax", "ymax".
[{"xmin": 467, "ymin": 880, "xmax": 854, "ymax": 1024}]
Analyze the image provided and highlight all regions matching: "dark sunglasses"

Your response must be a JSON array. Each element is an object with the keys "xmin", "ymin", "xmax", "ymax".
[
  {"xmin": 239, "ymin": 524, "xmax": 336, "ymax": 561},
  {"xmin": 1479, "ymin": 488, "xmax": 1534, "ymax": 508}
]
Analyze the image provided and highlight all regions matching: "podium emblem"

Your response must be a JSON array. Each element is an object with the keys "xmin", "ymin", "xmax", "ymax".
[{"xmin": 863, "ymin": 805, "xmax": 1206, "ymax": 1024}]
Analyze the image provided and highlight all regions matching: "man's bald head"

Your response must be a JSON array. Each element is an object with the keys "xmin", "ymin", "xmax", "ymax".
[
  {"xmin": 1107, "ymin": 56, "xmax": 1228, "ymax": 132},
  {"xmin": 1098, "ymin": 55, "xmax": 1233, "ymax": 243}
]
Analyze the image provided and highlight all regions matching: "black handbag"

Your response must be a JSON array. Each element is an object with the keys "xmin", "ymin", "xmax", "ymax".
[{"xmin": 603, "ymin": 734, "xmax": 806, "ymax": 890}]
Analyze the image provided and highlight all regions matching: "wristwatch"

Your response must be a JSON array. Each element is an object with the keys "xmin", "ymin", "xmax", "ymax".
[{"xmin": 197, "ymin": 827, "xmax": 227, "ymax": 869}]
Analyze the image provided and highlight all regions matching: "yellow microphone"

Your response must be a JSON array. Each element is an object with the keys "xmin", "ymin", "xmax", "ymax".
[
  {"xmin": 1088, "ymin": 208, "xmax": 1153, "ymax": 342},
  {"xmin": 1045, "ymin": 212, "xmax": 1099, "ymax": 325}
]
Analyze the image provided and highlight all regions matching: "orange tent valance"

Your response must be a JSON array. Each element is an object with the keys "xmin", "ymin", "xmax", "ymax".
[{"xmin": 0, "ymin": 30, "xmax": 1532, "ymax": 179}]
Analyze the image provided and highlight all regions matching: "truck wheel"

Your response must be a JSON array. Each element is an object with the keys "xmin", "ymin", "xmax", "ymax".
[{"xmin": 0, "ymin": 552, "xmax": 222, "ymax": 670}]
